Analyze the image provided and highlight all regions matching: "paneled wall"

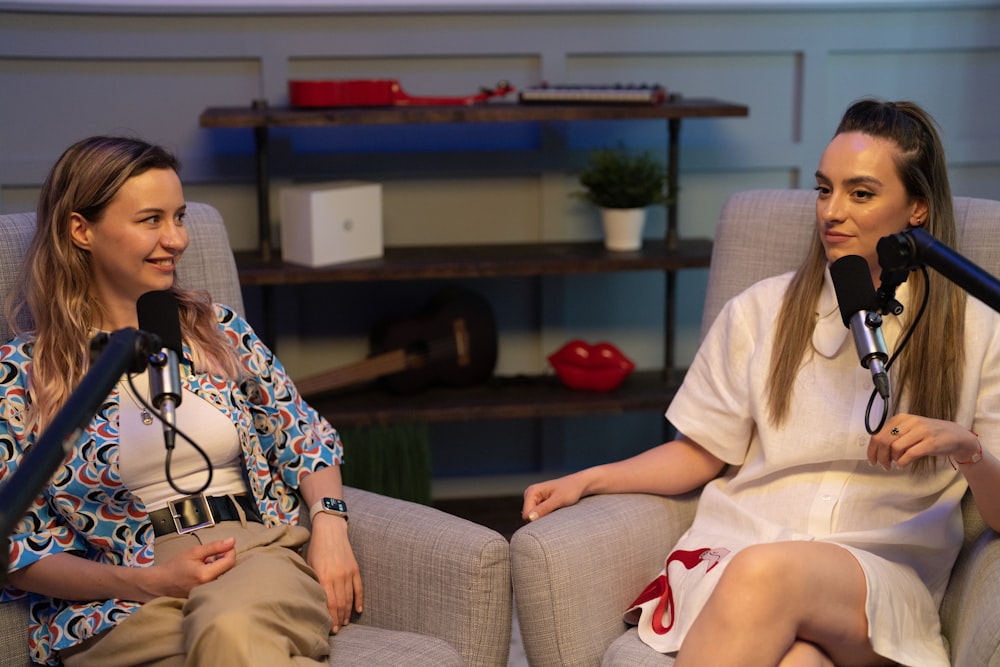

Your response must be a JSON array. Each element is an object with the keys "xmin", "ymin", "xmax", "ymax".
[{"xmin": 2, "ymin": 4, "xmax": 999, "ymax": 493}]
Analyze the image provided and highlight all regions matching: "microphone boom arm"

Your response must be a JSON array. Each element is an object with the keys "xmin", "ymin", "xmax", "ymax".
[
  {"xmin": 878, "ymin": 227, "xmax": 1000, "ymax": 314},
  {"xmin": 0, "ymin": 328, "xmax": 156, "ymax": 587}
]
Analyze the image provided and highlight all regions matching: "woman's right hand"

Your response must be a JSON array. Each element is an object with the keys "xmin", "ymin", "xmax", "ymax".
[
  {"xmin": 8, "ymin": 538, "xmax": 238, "ymax": 604},
  {"xmin": 522, "ymin": 472, "xmax": 588, "ymax": 522},
  {"xmin": 143, "ymin": 537, "xmax": 237, "ymax": 599},
  {"xmin": 520, "ymin": 437, "xmax": 726, "ymax": 524}
]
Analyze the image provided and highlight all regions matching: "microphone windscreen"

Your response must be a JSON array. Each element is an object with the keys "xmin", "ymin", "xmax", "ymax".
[
  {"xmin": 830, "ymin": 255, "xmax": 877, "ymax": 328},
  {"xmin": 137, "ymin": 290, "xmax": 183, "ymax": 353}
]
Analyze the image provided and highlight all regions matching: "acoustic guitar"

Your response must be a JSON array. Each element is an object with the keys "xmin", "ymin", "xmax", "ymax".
[{"xmin": 294, "ymin": 287, "xmax": 498, "ymax": 397}]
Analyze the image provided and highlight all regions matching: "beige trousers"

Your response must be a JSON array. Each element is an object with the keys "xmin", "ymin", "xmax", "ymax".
[{"xmin": 61, "ymin": 519, "xmax": 331, "ymax": 667}]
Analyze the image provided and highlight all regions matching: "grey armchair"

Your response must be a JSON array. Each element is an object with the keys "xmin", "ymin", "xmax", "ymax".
[
  {"xmin": 0, "ymin": 203, "xmax": 512, "ymax": 667},
  {"xmin": 510, "ymin": 189, "xmax": 1000, "ymax": 667}
]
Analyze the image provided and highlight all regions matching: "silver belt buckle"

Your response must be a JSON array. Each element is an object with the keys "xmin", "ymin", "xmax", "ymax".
[{"xmin": 169, "ymin": 493, "xmax": 216, "ymax": 535}]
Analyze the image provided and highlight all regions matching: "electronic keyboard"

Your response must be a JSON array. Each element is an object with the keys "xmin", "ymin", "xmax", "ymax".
[{"xmin": 519, "ymin": 84, "xmax": 668, "ymax": 105}]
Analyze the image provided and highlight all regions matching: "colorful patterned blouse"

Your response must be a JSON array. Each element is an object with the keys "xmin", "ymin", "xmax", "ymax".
[{"xmin": 0, "ymin": 305, "xmax": 344, "ymax": 665}]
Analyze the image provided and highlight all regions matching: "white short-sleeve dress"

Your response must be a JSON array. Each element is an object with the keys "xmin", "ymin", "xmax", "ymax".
[{"xmin": 624, "ymin": 270, "xmax": 1000, "ymax": 666}]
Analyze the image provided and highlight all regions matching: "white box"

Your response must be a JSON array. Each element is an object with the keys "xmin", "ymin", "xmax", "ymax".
[{"xmin": 279, "ymin": 181, "xmax": 383, "ymax": 267}]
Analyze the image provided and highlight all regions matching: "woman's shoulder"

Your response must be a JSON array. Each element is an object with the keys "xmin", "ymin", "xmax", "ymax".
[
  {"xmin": 0, "ymin": 332, "xmax": 35, "ymax": 362},
  {"xmin": 0, "ymin": 334, "xmax": 34, "ymax": 393},
  {"xmin": 966, "ymin": 293, "xmax": 1000, "ymax": 323},
  {"xmin": 209, "ymin": 303, "xmax": 263, "ymax": 346},
  {"xmin": 704, "ymin": 272, "xmax": 795, "ymax": 339},
  {"xmin": 212, "ymin": 303, "xmax": 250, "ymax": 329},
  {"xmin": 729, "ymin": 271, "xmax": 796, "ymax": 310},
  {"xmin": 964, "ymin": 294, "xmax": 1000, "ymax": 349}
]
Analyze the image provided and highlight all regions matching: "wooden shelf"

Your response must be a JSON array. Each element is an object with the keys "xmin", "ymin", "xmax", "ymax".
[
  {"xmin": 235, "ymin": 238, "xmax": 713, "ymax": 285},
  {"xmin": 201, "ymin": 95, "xmax": 747, "ymax": 429},
  {"xmin": 304, "ymin": 368, "xmax": 684, "ymax": 427},
  {"xmin": 201, "ymin": 96, "xmax": 747, "ymax": 256},
  {"xmin": 200, "ymin": 97, "xmax": 748, "ymax": 129}
]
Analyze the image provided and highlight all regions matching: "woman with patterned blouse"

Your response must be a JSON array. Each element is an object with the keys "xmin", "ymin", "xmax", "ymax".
[{"xmin": 0, "ymin": 136, "xmax": 360, "ymax": 666}]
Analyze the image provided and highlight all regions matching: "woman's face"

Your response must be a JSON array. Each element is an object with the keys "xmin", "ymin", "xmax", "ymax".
[
  {"xmin": 70, "ymin": 167, "xmax": 189, "ymax": 327},
  {"xmin": 814, "ymin": 131, "xmax": 927, "ymax": 285}
]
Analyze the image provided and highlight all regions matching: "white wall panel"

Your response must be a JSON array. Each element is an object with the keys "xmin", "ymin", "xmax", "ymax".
[
  {"xmin": 1, "ymin": 4, "xmax": 998, "ymax": 482},
  {"xmin": 0, "ymin": 57, "xmax": 260, "ymax": 186},
  {"xmin": 827, "ymin": 49, "xmax": 1000, "ymax": 169}
]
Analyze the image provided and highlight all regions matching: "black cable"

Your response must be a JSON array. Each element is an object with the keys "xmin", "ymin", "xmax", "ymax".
[
  {"xmin": 863, "ymin": 265, "xmax": 930, "ymax": 434},
  {"xmin": 864, "ymin": 386, "xmax": 888, "ymax": 435},
  {"xmin": 125, "ymin": 373, "xmax": 214, "ymax": 496}
]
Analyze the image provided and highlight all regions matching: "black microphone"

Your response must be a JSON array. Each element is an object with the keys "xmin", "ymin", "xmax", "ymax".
[
  {"xmin": 136, "ymin": 290, "xmax": 183, "ymax": 451},
  {"xmin": 830, "ymin": 255, "xmax": 890, "ymax": 401}
]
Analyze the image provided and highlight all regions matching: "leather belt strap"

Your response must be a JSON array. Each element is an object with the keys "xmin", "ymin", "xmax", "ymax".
[{"xmin": 149, "ymin": 493, "xmax": 262, "ymax": 537}]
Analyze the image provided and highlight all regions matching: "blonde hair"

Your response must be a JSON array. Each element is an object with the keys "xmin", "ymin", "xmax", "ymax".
[
  {"xmin": 766, "ymin": 100, "xmax": 964, "ymax": 474},
  {"xmin": 6, "ymin": 136, "xmax": 242, "ymax": 429}
]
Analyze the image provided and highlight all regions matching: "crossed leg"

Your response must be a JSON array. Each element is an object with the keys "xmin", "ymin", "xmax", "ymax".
[{"xmin": 673, "ymin": 541, "xmax": 894, "ymax": 667}]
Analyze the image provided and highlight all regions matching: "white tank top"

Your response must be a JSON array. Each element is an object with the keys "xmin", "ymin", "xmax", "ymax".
[{"xmin": 117, "ymin": 370, "xmax": 248, "ymax": 511}]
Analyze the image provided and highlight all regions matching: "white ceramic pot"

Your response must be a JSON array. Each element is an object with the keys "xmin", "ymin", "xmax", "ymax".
[{"xmin": 600, "ymin": 207, "xmax": 646, "ymax": 251}]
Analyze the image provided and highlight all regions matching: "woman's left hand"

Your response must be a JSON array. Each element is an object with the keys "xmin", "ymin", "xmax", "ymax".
[
  {"xmin": 307, "ymin": 512, "xmax": 363, "ymax": 633},
  {"xmin": 868, "ymin": 414, "xmax": 980, "ymax": 470}
]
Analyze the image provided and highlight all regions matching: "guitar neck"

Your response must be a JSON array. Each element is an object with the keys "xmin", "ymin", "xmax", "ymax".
[
  {"xmin": 294, "ymin": 348, "xmax": 413, "ymax": 396},
  {"xmin": 293, "ymin": 296, "xmax": 492, "ymax": 396}
]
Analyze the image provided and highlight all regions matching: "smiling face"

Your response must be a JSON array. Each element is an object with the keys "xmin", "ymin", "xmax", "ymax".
[
  {"xmin": 69, "ymin": 167, "xmax": 189, "ymax": 329},
  {"xmin": 814, "ymin": 131, "xmax": 928, "ymax": 286}
]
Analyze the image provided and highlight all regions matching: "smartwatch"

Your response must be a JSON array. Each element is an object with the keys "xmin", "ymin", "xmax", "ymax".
[{"xmin": 309, "ymin": 497, "xmax": 348, "ymax": 522}]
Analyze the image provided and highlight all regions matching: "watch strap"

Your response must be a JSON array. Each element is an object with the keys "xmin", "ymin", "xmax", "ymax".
[{"xmin": 309, "ymin": 499, "xmax": 348, "ymax": 522}]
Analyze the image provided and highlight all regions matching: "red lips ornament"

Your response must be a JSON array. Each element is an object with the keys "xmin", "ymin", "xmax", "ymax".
[{"xmin": 547, "ymin": 339, "xmax": 636, "ymax": 392}]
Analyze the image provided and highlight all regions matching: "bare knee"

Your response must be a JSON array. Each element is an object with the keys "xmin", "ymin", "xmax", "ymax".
[
  {"xmin": 712, "ymin": 543, "xmax": 810, "ymax": 610},
  {"xmin": 778, "ymin": 641, "xmax": 835, "ymax": 667},
  {"xmin": 711, "ymin": 543, "xmax": 884, "ymax": 666}
]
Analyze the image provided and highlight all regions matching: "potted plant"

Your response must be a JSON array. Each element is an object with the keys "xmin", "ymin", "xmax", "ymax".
[{"xmin": 576, "ymin": 146, "xmax": 667, "ymax": 251}]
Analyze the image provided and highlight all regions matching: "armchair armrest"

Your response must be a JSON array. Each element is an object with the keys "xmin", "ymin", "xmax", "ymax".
[
  {"xmin": 2, "ymin": 487, "xmax": 510, "ymax": 667},
  {"xmin": 342, "ymin": 486, "xmax": 512, "ymax": 667},
  {"xmin": 939, "ymin": 495, "xmax": 1000, "ymax": 666},
  {"xmin": 510, "ymin": 492, "xmax": 699, "ymax": 667},
  {"xmin": 0, "ymin": 596, "xmax": 30, "ymax": 667}
]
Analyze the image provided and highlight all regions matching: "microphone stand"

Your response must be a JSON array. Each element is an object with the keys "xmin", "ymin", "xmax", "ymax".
[
  {"xmin": 878, "ymin": 227, "xmax": 1000, "ymax": 314},
  {"xmin": 0, "ymin": 328, "xmax": 156, "ymax": 588}
]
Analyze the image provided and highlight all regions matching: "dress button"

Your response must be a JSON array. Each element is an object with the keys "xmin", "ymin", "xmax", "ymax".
[{"xmin": 821, "ymin": 494, "xmax": 834, "ymax": 501}]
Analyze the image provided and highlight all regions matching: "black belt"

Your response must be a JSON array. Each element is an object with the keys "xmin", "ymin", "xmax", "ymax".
[{"xmin": 149, "ymin": 494, "xmax": 263, "ymax": 537}]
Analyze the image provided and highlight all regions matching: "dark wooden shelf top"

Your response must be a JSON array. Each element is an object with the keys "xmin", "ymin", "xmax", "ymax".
[
  {"xmin": 200, "ymin": 97, "xmax": 748, "ymax": 129},
  {"xmin": 235, "ymin": 238, "xmax": 712, "ymax": 285},
  {"xmin": 303, "ymin": 368, "xmax": 684, "ymax": 427}
]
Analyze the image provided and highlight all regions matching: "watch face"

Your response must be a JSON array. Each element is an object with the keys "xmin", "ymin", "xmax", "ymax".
[{"xmin": 323, "ymin": 498, "xmax": 348, "ymax": 513}]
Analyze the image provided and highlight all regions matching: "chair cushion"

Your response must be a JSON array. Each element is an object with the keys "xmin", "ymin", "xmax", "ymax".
[
  {"xmin": 0, "ymin": 212, "xmax": 38, "ymax": 340},
  {"xmin": 174, "ymin": 202, "xmax": 245, "ymax": 317},
  {"xmin": 602, "ymin": 628, "xmax": 674, "ymax": 666},
  {"xmin": 0, "ymin": 597, "xmax": 30, "ymax": 667},
  {"xmin": 328, "ymin": 624, "xmax": 465, "ymax": 667},
  {"xmin": 0, "ymin": 598, "xmax": 467, "ymax": 667},
  {"xmin": 701, "ymin": 189, "xmax": 815, "ymax": 336}
]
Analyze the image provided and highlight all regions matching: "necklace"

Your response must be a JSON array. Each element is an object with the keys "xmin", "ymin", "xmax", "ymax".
[
  {"xmin": 120, "ymin": 377, "xmax": 154, "ymax": 426},
  {"xmin": 91, "ymin": 327, "xmax": 154, "ymax": 426}
]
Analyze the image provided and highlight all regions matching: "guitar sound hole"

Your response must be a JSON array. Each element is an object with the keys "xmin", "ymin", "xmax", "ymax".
[{"xmin": 406, "ymin": 340, "xmax": 430, "ymax": 368}]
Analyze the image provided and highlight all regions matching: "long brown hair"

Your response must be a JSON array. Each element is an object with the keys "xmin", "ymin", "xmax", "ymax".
[
  {"xmin": 6, "ymin": 136, "xmax": 242, "ymax": 429},
  {"xmin": 766, "ymin": 100, "xmax": 964, "ymax": 473}
]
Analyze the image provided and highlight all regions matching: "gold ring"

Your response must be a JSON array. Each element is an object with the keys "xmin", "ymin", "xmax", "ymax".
[{"xmin": 891, "ymin": 427, "xmax": 900, "ymax": 436}]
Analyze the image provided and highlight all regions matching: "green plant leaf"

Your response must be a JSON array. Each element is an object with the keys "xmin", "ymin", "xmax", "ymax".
[{"xmin": 576, "ymin": 147, "xmax": 667, "ymax": 209}]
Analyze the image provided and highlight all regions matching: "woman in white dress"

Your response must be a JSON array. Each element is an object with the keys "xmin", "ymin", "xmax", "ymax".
[{"xmin": 522, "ymin": 99, "xmax": 1000, "ymax": 667}]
